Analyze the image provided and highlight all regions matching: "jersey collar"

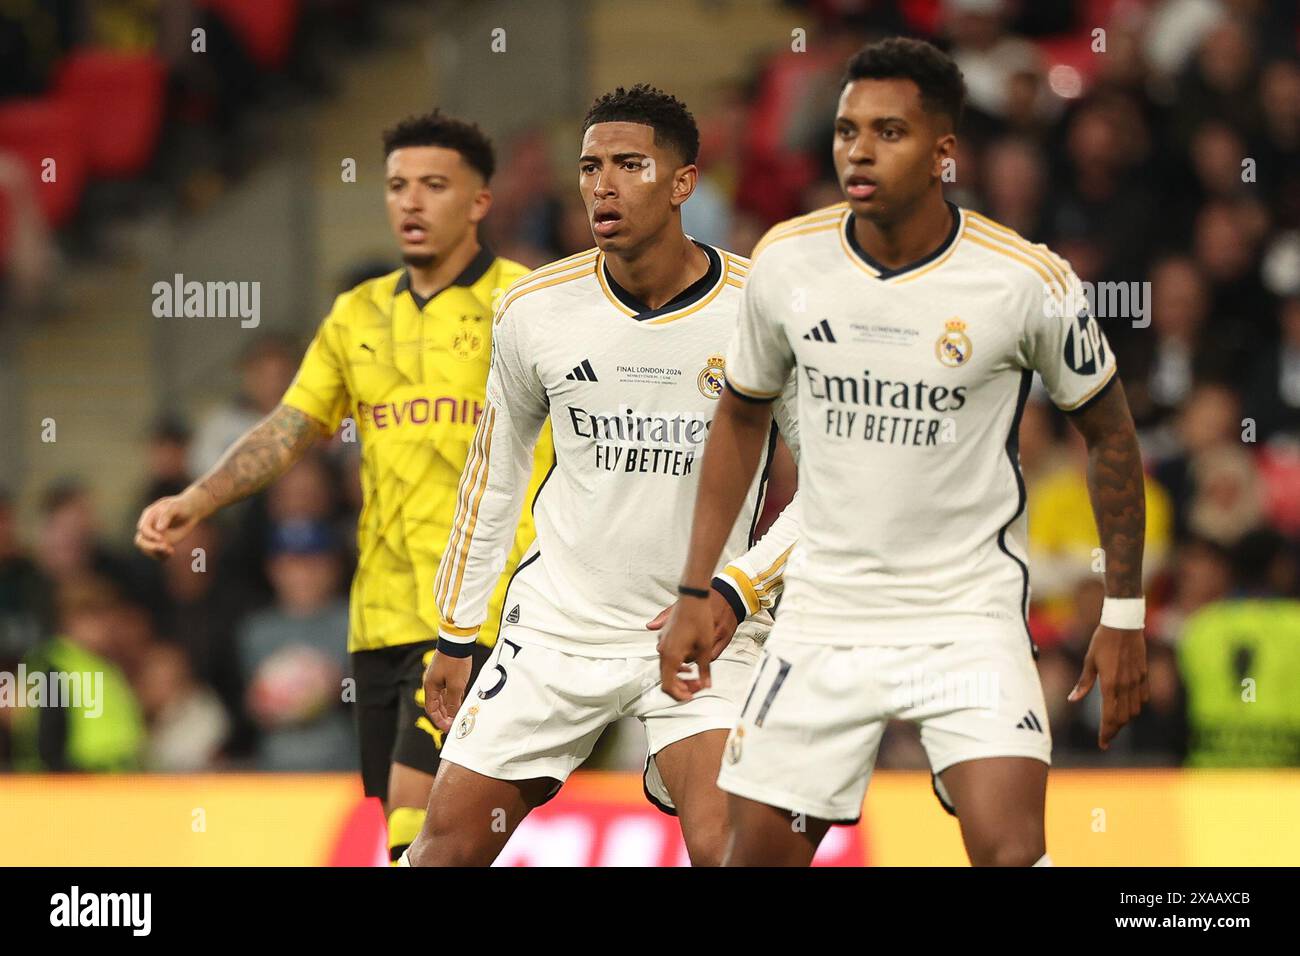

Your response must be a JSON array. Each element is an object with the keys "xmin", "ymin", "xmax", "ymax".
[
  {"xmin": 396, "ymin": 245, "xmax": 496, "ymax": 310},
  {"xmin": 841, "ymin": 202, "xmax": 964, "ymax": 281},
  {"xmin": 597, "ymin": 241, "xmax": 724, "ymax": 323}
]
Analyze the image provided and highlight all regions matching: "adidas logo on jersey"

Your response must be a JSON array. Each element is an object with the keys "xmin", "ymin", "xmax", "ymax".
[
  {"xmin": 565, "ymin": 359, "xmax": 598, "ymax": 382},
  {"xmin": 1015, "ymin": 710, "xmax": 1044, "ymax": 732},
  {"xmin": 802, "ymin": 319, "xmax": 836, "ymax": 343},
  {"xmin": 506, "ymin": 604, "xmax": 520, "ymax": 624}
]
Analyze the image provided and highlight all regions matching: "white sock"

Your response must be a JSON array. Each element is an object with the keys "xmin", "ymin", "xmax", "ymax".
[{"xmin": 1032, "ymin": 853, "xmax": 1053, "ymax": 867}]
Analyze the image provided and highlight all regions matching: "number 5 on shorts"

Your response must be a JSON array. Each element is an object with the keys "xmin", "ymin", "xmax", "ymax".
[{"xmin": 477, "ymin": 637, "xmax": 521, "ymax": 701}]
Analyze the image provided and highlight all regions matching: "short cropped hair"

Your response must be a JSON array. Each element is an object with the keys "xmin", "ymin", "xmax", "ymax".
[
  {"xmin": 582, "ymin": 84, "xmax": 700, "ymax": 166},
  {"xmin": 842, "ymin": 37, "xmax": 966, "ymax": 130},
  {"xmin": 381, "ymin": 110, "xmax": 496, "ymax": 181}
]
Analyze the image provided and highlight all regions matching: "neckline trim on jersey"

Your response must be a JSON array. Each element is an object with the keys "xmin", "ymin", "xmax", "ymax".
[
  {"xmin": 598, "ymin": 241, "xmax": 723, "ymax": 322},
  {"xmin": 395, "ymin": 245, "xmax": 496, "ymax": 310},
  {"xmin": 842, "ymin": 202, "xmax": 963, "ymax": 281}
]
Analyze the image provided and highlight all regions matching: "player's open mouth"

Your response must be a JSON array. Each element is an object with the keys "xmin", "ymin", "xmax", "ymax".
[
  {"xmin": 845, "ymin": 175, "xmax": 877, "ymax": 200},
  {"xmin": 592, "ymin": 207, "xmax": 622, "ymax": 237},
  {"xmin": 401, "ymin": 220, "xmax": 429, "ymax": 242}
]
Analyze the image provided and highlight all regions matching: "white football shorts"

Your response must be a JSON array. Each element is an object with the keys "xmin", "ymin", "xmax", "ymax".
[
  {"xmin": 716, "ymin": 624, "xmax": 1051, "ymax": 823},
  {"xmin": 440, "ymin": 623, "xmax": 763, "ymax": 811}
]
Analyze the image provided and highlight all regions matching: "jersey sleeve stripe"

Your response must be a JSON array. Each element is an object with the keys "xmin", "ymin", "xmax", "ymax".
[
  {"xmin": 754, "ymin": 545, "xmax": 794, "ymax": 591},
  {"xmin": 966, "ymin": 228, "xmax": 1060, "ymax": 292},
  {"xmin": 496, "ymin": 256, "xmax": 598, "ymax": 316},
  {"xmin": 1058, "ymin": 364, "xmax": 1118, "ymax": 413},
  {"xmin": 434, "ymin": 415, "xmax": 481, "ymax": 603},
  {"xmin": 513, "ymin": 248, "xmax": 598, "ymax": 287},
  {"xmin": 756, "ymin": 220, "xmax": 842, "ymax": 260},
  {"xmin": 756, "ymin": 569, "xmax": 789, "ymax": 599},
  {"xmin": 966, "ymin": 215, "xmax": 1070, "ymax": 292},
  {"xmin": 723, "ymin": 255, "xmax": 748, "ymax": 289},
  {"xmin": 726, "ymin": 379, "xmax": 781, "ymax": 402},
  {"xmin": 720, "ymin": 566, "xmax": 762, "ymax": 615},
  {"xmin": 440, "ymin": 401, "xmax": 495, "ymax": 610},
  {"xmin": 436, "ymin": 403, "xmax": 494, "ymax": 606},
  {"xmin": 751, "ymin": 205, "xmax": 848, "ymax": 258},
  {"xmin": 767, "ymin": 204, "xmax": 848, "ymax": 236},
  {"xmin": 443, "ymin": 403, "xmax": 498, "ymax": 619}
]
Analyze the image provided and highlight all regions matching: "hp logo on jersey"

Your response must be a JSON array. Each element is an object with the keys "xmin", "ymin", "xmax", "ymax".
[{"xmin": 1064, "ymin": 309, "xmax": 1107, "ymax": 375}]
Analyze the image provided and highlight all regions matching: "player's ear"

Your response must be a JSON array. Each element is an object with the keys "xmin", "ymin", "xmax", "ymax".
[
  {"xmin": 469, "ymin": 186, "xmax": 493, "ymax": 225},
  {"xmin": 670, "ymin": 163, "xmax": 698, "ymax": 210},
  {"xmin": 932, "ymin": 132, "xmax": 956, "ymax": 181}
]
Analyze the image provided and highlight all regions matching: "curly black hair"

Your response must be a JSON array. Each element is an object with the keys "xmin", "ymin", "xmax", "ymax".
[
  {"xmin": 581, "ymin": 84, "xmax": 700, "ymax": 166},
  {"xmin": 381, "ymin": 110, "xmax": 495, "ymax": 181},
  {"xmin": 841, "ymin": 37, "xmax": 966, "ymax": 131}
]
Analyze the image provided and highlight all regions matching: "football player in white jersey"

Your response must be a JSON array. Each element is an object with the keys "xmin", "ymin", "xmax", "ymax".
[
  {"xmin": 402, "ymin": 85, "xmax": 800, "ymax": 866},
  {"xmin": 660, "ymin": 37, "xmax": 1150, "ymax": 866}
]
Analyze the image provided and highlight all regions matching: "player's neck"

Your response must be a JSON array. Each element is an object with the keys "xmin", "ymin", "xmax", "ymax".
[
  {"xmin": 406, "ymin": 234, "xmax": 482, "ymax": 300},
  {"xmin": 603, "ymin": 229, "xmax": 709, "ymax": 311},
  {"xmin": 851, "ymin": 192, "xmax": 953, "ymax": 271}
]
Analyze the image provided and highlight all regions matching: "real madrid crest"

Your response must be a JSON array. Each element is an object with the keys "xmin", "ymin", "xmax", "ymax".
[
  {"xmin": 698, "ymin": 353, "xmax": 726, "ymax": 399},
  {"xmin": 456, "ymin": 704, "xmax": 479, "ymax": 738},
  {"xmin": 726, "ymin": 725, "xmax": 744, "ymax": 764},
  {"xmin": 935, "ymin": 318, "xmax": 972, "ymax": 368},
  {"xmin": 452, "ymin": 314, "xmax": 486, "ymax": 361}
]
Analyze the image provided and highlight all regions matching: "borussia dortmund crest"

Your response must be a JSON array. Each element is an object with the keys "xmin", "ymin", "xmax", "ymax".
[{"xmin": 452, "ymin": 314, "xmax": 486, "ymax": 361}]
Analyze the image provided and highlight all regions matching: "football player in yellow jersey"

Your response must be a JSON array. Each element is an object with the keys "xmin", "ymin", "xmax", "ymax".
[{"xmin": 134, "ymin": 111, "xmax": 550, "ymax": 863}]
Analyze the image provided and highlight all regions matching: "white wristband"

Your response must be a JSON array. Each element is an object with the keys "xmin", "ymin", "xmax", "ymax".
[{"xmin": 1100, "ymin": 597, "xmax": 1145, "ymax": 630}]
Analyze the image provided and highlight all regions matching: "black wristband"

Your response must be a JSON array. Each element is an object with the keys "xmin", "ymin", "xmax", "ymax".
[
  {"xmin": 711, "ymin": 576, "xmax": 749, "ymax": 624},
  {"xmin": 435, "ymin": 637, "xmax": 477, "ymax": 658},
  {"xmin": 677, "ymin": 584, "xmax": 711, "ymax": 599}
]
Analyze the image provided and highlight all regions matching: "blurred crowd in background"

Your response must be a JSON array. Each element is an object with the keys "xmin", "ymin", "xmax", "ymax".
[{"xmin": 1, "ymin": 0, "xmax": 1298, "ymax": 776}]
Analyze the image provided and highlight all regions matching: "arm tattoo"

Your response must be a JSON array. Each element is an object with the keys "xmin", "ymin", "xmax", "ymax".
[
  {"xmin": 196, "ymin": 404, "xmax": 322, "ymax": 511},
  {"xmin": 1068, "ymin": 380, "xmax": 1146, "ymax": 598}
]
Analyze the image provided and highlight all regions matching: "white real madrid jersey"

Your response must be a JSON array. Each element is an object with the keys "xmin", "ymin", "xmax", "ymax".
[
  {"xmin": 434, "ymin": 241, "xmax": 800, "ymax": 656},
  {"xmin": 725, "ymin": 202, "xmax": 1117, "ymax": 646}
]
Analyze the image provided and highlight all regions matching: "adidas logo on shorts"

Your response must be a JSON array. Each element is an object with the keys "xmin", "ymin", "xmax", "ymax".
[
  {"xmin": 1015, "ymin": 710, "xmax": 1044, "ymax": 732},
  {"xmin": 506, "ymin": 604, "xmax": 521, "ymax": 624}
]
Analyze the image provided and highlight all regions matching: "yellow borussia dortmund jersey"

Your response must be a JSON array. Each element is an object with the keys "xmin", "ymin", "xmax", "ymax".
[{"xmin": 282, "ymin": 249, "xmax": 551, "ymax": 652}]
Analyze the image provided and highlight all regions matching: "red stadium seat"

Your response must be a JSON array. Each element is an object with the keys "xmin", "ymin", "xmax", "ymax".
[
  {"xmin": 0, "ymin": 98, "xmax": 87, "ymax": 229},
  {"xmin": 199, "ymin": 0, "xmax": 302, "ymax": 72},
  {"xmin": 53, "ymin": 50, "xmax": 167, "ymax": 179}
]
